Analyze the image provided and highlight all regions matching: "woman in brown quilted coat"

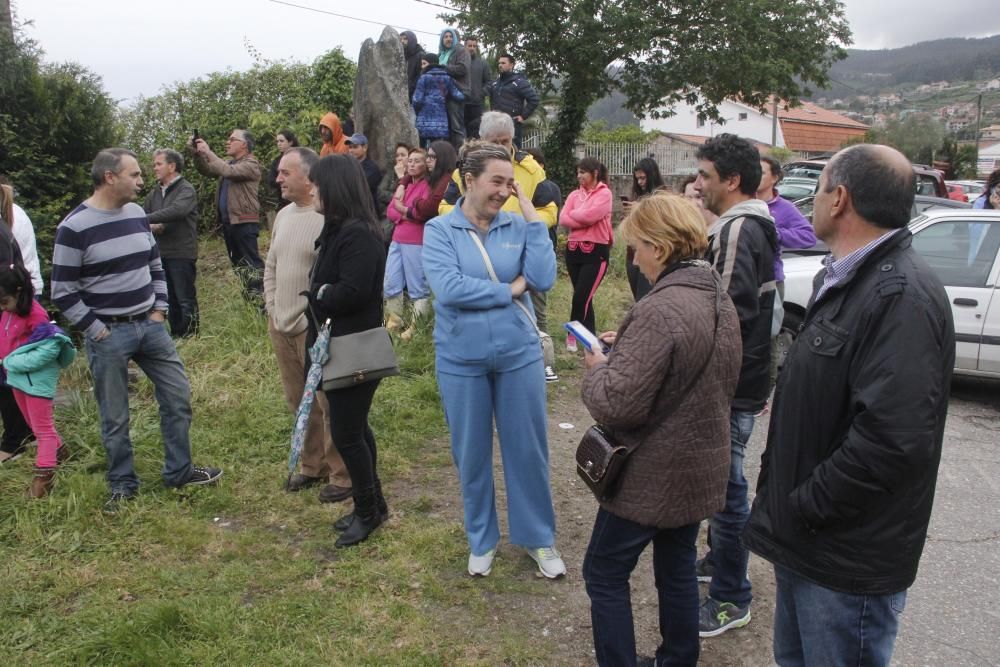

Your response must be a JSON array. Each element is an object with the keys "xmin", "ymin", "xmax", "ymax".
[{"xmin": 580, "ymin": 193, "xmax": 742, "ymax": 666}]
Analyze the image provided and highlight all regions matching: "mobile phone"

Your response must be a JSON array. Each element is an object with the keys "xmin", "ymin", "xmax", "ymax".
[
  {"xmin": 192, "ymin": 129, "xmax": 200, "ymax": 147},
  {"xmin": 619, "ymin": 195, "xmax": 630, "ymax": 203},
  {"xmin": 564, "ymin": 321, "xmax": 610, "ymax": 354}
]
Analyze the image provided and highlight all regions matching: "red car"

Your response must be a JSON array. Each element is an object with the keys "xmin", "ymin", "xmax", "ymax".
[{"xmin": 946, "ymin": 183, "xmax": 969, "ymax": 202}]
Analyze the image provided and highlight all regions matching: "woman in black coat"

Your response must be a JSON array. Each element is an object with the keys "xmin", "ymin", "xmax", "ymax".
[{"xmin": 307, "ymin": 155, "xmax": 387, "ymax": 547}]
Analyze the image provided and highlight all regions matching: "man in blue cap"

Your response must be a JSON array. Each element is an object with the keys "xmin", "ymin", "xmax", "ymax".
[{"xmin": 346, "ymin": 133, "xmax": 383, "ymax": 211}]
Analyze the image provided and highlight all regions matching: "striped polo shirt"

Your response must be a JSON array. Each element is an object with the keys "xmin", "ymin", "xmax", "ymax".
[{"xmin": 51, "ymin": 202, "xmax": 167, "ymax": 338}]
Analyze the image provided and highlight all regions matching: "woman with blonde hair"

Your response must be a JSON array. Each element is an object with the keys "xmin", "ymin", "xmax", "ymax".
[{"xmin": 580, "ymin": 192, "xmax": 743, "ymax": 666}]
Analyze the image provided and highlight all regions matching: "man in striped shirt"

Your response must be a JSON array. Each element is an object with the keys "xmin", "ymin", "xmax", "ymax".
[{"xmin": 51, "ymin": 148, "xmax": 222, "ymax": 513}]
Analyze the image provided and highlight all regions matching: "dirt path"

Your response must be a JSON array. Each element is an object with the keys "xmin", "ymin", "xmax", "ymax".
[{"xmin": 397, "ymin": 364, "xmax": 777, "ymax": 665}]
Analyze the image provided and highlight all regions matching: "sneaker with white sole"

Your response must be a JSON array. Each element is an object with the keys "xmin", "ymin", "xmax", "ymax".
[
  {"xmin": 544, "ymin": 366, "xmax": 558, "ymax": 383},
  {"xmin": 182, "ymin": 466, "xmax": 223, "ymax": 486},
  {"xmin": 468, "ymin": 549, "xmax": 496, "ymax": 577},
  {"xmin": 698, "ymin": 597, "xmax": 751, "ymax": 637},
  {"xmin": 527, "ymin": 546, "xmax": 566, "ymax": 579},
  {"xmin": 566, "ymin": 334, "xmax": 578, "ymax": 352},
  {"xmin": 695, "ymin": 556, "xmax": 715, "ymax": 583}
]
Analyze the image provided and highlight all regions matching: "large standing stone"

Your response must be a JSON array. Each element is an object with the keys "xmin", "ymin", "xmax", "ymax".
[{"xmin": 353, "ymin": 26, "xmax": 419, "ymax": 172}]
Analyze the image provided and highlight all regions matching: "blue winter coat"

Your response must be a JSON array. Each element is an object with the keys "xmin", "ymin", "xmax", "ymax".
[
  {"xmin": 422, "ymin": 201, "xmax": 556, "ymax": 376},
  {"xmin": 413, "ymin": 66, "xmax": 464, "ymax": 141},
  {"xmin": 3, "ymin": 323, "xmax": 76, "ymax": 398}
]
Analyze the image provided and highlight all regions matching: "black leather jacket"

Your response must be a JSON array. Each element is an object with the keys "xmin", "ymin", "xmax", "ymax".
[{"xmin": 743, "ymin": 230, "xmax": 955, "ymax": 594}]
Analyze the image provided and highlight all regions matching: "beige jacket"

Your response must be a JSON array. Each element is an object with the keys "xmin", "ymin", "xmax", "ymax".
[{"xmin": 194, "ymin": 152, "xmax": 261, "ymax": 226}]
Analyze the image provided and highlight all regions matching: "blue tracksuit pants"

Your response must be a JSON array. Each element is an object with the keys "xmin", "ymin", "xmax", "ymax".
[{"xmin": 437, "ymin": 359, "xmax": 557, "ymax": 556}]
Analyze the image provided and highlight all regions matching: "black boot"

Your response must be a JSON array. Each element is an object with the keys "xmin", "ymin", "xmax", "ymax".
[
  {"xmin": 335, "ymin": 486, "xmax": 383, "ymax": 547},
  {"xmin": 333, "ymin": 477, "xmax": 388, "ymax": 532}
]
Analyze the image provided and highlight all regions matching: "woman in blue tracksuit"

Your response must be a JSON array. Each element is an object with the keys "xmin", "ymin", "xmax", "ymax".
[{"xmin": 422, "ymin": 142, "xmax": 564, "ymax": 579}]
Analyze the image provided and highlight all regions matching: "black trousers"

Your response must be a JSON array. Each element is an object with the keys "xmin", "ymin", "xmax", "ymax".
[
  {"xmin": 464, "ymin": 103, "xmax": 484, "ymax": 139},
  {"xmin": 162, "ymin": 258, "xmax": 199, "ymax": 337},
  {"xmin": 447, "ymin": 99, "xmax": 467, "ymax": 149},
  {"xmin": 625, "ymin": 246, "xmax": 652, "ymax": 301},
  {"xmin": 324, "ymin": 379, "xmax": 381, "ymax": 495},
  {"xmin": 566, "ymin": 243, "xmax": 611, "ymax": 334},
  {"xmin": 222, "ymin": 222, "xmax": 264, "ymax": 300},
  {"xmin": 0, "ymin": 383, "xmax": 32, "ymax": 454}
]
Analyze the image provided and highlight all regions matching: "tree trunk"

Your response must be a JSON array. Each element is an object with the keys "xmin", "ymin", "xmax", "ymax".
[
  {"xmin": 542, "ymin": 74, "xmax": 602, "ymax": 192},
  {"xmin": 0, "ymin": 0, "xmax": 13, "ymax": 46}
]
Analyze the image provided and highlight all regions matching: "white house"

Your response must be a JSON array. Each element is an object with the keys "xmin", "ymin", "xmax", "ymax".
[
  {"xmin": 978, "ymin": 141, "xmax": 1000, "ymax": 177},
  {"xmin": 640, "ymin": 98, "xmax": 786, "ymax": 147}
]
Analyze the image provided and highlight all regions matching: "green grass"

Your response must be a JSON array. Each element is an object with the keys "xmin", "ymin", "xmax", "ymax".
[{"xmin": 0, "ymin": 233, "xmax": 636, "ymax": 666}]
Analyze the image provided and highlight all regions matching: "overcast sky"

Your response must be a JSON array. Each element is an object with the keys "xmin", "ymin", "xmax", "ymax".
[{"xmin": 16, "ymin": 0, "xmax": 1000, "ymax": 104}]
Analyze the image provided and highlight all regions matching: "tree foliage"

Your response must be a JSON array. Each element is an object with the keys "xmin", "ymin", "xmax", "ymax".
[
  {"xmin": 579, "ymin": 120, "xmax": 655, "ymax": 144},
  {"xmin": 865, "ymin": 115, "xmax": 946, "ymax": 166},
  {"xmin": 117, "ymin": 49, "xmax": 356, "ymax": 225},
  {"xmin": 445, "ymin": 0, "xmax": 852, "ymax": 187},
  {"xmin": 0, "ymin": 28, "xmax": 118, "ymax": 271}
]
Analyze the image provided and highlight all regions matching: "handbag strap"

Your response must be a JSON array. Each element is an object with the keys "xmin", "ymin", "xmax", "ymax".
[{"xmin": 466, "ymin": 228, "xmax": 544, "ymax": 336}]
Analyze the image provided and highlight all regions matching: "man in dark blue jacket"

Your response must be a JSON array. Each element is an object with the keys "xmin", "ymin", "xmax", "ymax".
[
  {"xmin": 488, "ymin": 54, "xmax": 540, "ymax": 148},
  {"xmin": 743, "ymin": 145, "xmax": 954, "ymax": 666}
]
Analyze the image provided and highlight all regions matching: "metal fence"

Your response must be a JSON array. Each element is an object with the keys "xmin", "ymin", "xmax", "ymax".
[{"xmin": 521, "ymin": 130, "xmax": 700, "ymax": 177}]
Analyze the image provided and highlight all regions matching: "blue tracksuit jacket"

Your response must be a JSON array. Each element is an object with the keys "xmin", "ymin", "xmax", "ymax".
[{"xmin": 423, "ymin": 201, "xmax": 556, "ymax": 376}]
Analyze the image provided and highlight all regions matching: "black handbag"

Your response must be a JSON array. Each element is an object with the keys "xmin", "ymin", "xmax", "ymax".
[{"xmin": 575, "ymin": 261, "xmax": 722, "ymax": 501}]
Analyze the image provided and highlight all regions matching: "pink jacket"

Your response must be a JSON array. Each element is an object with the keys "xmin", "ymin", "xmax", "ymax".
[
  {"xmin": 0, "ymin": 301, "xmax": 50, "ymax": 359},
  {"xmin": 386, "ymin": 178, "xmax": 432, "ymax": 245},
  {"xmin": 559, "ymin": 181, "xmax": 613, "ymax": 245}
]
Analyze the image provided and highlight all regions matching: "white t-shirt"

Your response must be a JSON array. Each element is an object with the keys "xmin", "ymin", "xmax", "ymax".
[{"xmin": 12, "ymin": 203, "xmax": 44, "ymax": 295}]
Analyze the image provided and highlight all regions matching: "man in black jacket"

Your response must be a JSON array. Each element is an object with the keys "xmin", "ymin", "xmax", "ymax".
[
  {"xmin": 144, "ymin": 148, "xmax": 199, "ymax": 337},
  {"xmin": 694, "ymin": 133, "xmax": 778, "ymax": 638},
  {"xmin": 743, "ymin": 145, "xmax": 954, "ymax": 666},
  {"xmin": 488, "ymin": 54, "xmax": 540, "ymax": 148},
  {"xmin": 346, "ymin": 134, "xmax": 382, "ymax": 212},
  {"xmin": 464, "ymin": 37, "xmax": 491, "ymax": 139}
]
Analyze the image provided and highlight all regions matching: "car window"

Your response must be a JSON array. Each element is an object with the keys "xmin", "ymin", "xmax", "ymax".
[
  {"xmin": 915, "ymin": 175, "xmax": 939, "ymax": 196},
  {"xmin": 911, "ymin": 221, "xmax": 1000, "ymax": 288}
]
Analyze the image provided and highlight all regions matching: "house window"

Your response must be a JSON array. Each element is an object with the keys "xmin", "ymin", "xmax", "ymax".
[
  {"xmin": 738, "ymin": 112, "xmax": 748, "ymax": 121},
  {"xmin": 696, "ymin": 116, "xmax": 705, "ymax": 128}
]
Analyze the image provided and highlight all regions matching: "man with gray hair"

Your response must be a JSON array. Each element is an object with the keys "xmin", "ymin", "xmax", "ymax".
[
  {"xmin": 439, "ymin": 111, "xmax": 559, "ymax": 381},
  {"xmin": 143, "ymin": 148, "xmax": 199, "ymax": 337},
  {"xmin": 52, "ymin": 148, "xmax": 222, "ymax": 513},
  {"xmin": 192, "ymin": 129, "xmax": 263, "ymax": 303},
  {"xmin": 264, "ymin": 147, "xmax": 352, "ymax": 503},
  {"xmin": 744, "ymin": 144, "xmax": 954, "ymax": 665}
]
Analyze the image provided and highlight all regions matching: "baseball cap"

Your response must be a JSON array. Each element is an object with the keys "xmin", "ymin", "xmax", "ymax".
[{"xmin": 345, "ymin": 133, "xmax": 368, "ymax": 146}]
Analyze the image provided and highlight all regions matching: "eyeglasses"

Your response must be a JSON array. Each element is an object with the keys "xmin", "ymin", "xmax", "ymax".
[
  {"xmin": 227, "ymin": 136, "xmax": 245, "ymax": 143},
  {"xmin": 426, "ymin": 154, "xmax": 437, "ymax": 160}
]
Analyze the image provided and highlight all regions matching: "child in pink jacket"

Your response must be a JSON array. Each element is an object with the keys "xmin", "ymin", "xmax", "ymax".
[{"xmin": 558, "ymin": 157, "xmax": 613, "ymax": 348}]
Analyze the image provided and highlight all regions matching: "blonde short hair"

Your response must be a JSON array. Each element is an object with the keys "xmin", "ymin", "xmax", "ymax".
[{"xmin": 620, "ymin": 192, "xmax": 708, "ymax": 265}]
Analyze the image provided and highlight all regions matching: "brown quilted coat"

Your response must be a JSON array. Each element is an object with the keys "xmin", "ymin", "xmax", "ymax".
[{"xmin": 581, "ymin": 261, "xmax": 742, "ymax": 528}]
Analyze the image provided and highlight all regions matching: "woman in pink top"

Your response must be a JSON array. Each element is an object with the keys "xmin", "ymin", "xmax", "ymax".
[
  {"xmin": 558, "ymin": 157, "xmax": 613, "ymax": 347},
  {"xmin": 384, "ymin": 145, "xmax": 456, "ymax": 338}
]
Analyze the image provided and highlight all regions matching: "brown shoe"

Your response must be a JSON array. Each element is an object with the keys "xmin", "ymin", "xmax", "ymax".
[
  {"xmin": 285, "ymin": 473, "xmax": 326, "ymax": 492},
  {"xmin": 56, "ymin": 445, "xmax": 69, "ymax": 465},
  {"xmin": 318, "ymin": 483, "xmax": 353, "ymax": 504},
  {"xmin": 29, "ymin": 467, "xmax": 55, "ymax": 498}
]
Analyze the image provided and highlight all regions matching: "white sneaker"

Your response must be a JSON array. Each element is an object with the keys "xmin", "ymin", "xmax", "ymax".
[
  {"xmin": 527, "ymin": 546, "xmax": 566, "ymax": 579},
  {"xmin": 566, "ymin": 334, "xmax": 578, "ymax": 352},
  {"xmin": 468, "ymin": 549, "xmax": 496, "ymax": 577},
  {"xmin": 544, "ymin": 366, "xmax": 559, "ymax": 383}
]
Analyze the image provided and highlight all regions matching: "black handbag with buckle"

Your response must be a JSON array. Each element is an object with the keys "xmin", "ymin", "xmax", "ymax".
[{"xmin": 575, "ymin": 261, "xmax": 722, "ymax": 502}]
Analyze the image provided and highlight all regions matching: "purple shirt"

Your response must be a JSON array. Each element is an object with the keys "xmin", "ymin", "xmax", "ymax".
[{"xmin": 767, "ymin": 195, "xmax": 816, "ymax": 282}]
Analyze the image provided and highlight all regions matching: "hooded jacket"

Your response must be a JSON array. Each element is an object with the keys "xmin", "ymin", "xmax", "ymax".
[
  {"xmin": 319, "ymin": 113, "xmax": 348, "ymax": 156},
  {"xmin": 438, "ymin": 28, "xmax": 471, "ymax": 95},
  {"xmin": 439, "ymin": 148, "xmax": 558, "ymax": 227},
  {"xmin": 413, "ymin": 65, "xmax": 465, "ymax": 140},
  {"xmin": 743, "ymin": 230, "xmax": 954, "ymax": 595},
  {"xmin": 401, "ymin": 31, "xmax": 424, "ymax": 100},
  {"xmin": 705, "ymin": 199, "xmax": 779, "ymax": 412},
  {"xmin": 1, "ymin": 303, "xmax": 76, "ymax": 399}
]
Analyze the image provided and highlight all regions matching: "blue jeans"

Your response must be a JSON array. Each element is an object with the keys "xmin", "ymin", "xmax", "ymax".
[
  {"xmin": 84, "ymin": 318, "xmax": 193, "ymax": 493},
  {"xmin": 706, "ymin": 409, "xmax": 754, "ymax": 607},
  {"xmin": 773, "ymin": 564, "xmax": 906, "ymax": 667},
  {"xmin": 584, "ymin": 509, "xmax": 700, "ymax": 667},
  {"xmin": 384, "ymin": 242, "xmax": 428, "ymax": 300}
]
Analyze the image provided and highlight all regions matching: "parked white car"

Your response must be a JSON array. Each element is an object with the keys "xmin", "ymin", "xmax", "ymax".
[{"xmin": 781, "ymin": 209, "xmax": 1000, "ymax": 378}]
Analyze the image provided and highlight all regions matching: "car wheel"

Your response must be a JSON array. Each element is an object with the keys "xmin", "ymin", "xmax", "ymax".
[{"xmin": 775, "ymin": 311, "xmax": 803, "ymax": 372}]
